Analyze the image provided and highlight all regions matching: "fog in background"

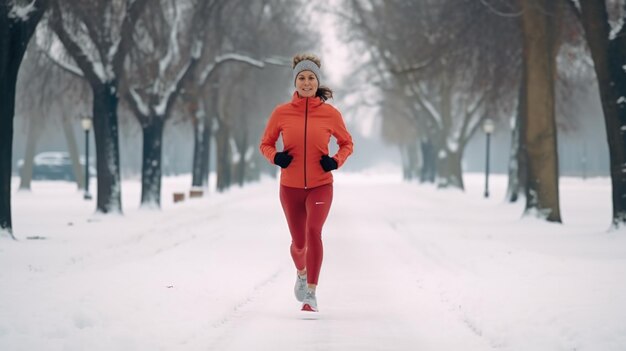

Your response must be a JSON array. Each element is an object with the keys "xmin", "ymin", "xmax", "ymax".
[{"xmin": 10, "ymin": 78, "xmax": 608, "ymax": 179}]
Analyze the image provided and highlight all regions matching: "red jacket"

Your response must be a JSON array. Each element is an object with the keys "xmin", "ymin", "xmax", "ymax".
[{"xmin": 260, "ymin": 92, "xmax": 354, "ymax": 189}]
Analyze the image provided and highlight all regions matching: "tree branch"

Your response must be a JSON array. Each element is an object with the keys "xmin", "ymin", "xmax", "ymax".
[
  {"xmin": 615, "ymin": 1, "xmax": 626, "ymax": 41},
  {"xmin": 459, "ymin": 92, "xmax": 487, "ymax": 148},
  {"xmin": 126, "ymin": 87, "xmax": 149, "ymax": 117},
  {"xmin": 112, "ymin": 0, "xmax": 149, "ymax": 76},
  {"xmin": 198, "ymin": 54, "xmax": 289, "ymax": 88},
  {"xmin": 49, "ymin": 0, "xmax": 99, "ymax": 84},
  {"xmin": 39, "ymin": 45, "xmax": 84, "ymax": 79}
]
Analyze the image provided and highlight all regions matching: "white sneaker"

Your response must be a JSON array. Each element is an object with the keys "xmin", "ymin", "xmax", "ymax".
[
  {"xmin": 301, "ymin": 289, "xmax": 318, "ymax": 312},
  {"xmin": 294, "ymin": 274, "xmax": 307, "ymax": 302}
]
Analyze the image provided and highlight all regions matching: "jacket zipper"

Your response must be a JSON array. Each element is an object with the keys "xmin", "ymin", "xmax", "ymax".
[{"xmin": 304, "ymin": 98, "xmax": 308, "ymax": 189}]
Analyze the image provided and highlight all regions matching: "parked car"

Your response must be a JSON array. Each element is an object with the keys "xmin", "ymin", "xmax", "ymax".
[{"xmin": 17, "ymin": 151, "xmax": 96, "ymax": 181}]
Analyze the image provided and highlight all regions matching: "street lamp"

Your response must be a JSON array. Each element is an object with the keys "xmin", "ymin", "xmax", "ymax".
[
  {"xmin": 482, "ymin": 118, "xmax": 495, "ymax": 198},
  {"xmin": 81, "ymin": 116, "xmax": 93, "ymax": 200}
]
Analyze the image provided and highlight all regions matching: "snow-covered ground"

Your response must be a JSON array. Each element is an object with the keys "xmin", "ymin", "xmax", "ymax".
[{"xmin": 1, "ymin": 171, "xmax": 625, "ymax": 351}]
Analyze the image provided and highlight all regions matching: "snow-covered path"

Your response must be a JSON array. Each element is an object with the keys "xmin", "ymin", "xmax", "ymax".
[{"xmin": 1, "ymin": 173, "xmax": 625, "ymax": 350}]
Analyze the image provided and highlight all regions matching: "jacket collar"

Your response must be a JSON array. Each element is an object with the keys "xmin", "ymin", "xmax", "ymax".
[{"xmin": 290, "ymin": 91, "xmax": 324, "ymax": 109}]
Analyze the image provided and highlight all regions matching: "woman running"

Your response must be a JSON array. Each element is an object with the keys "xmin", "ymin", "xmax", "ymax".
[{"xmin": 259, "ymin": 53, "xmax": 354, "ymax": 312}]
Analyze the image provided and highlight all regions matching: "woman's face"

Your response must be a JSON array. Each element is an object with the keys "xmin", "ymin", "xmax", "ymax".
[{"xmin": 295, "ymin": 70, "xmax": 318, "ymax": 98}]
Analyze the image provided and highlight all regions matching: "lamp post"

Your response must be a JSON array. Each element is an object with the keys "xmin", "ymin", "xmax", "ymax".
[
  {"xmin": 482, "ymin": 118, "xmax": 495, "ymax": 198},
  {"xmin": 81, "ymin": 116, "xmax": 93, "ymax": 200}
]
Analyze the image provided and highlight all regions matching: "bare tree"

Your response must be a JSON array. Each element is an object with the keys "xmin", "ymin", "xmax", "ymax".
[
  {"xmin": 47, "ymin": 0, "xmax": 148, "ymax": 213},
  {"xmin": 187, "ymin": 0, "xmax": 310, "ymax": 192},
  {"xmin": 124, "ymin": 0, "xmax": 223, "ymax": 207},
  {"xmin": 343, "ymin": 0, "xmax": 514, "ymax": 190},
  {"xmin": 0, "ymin": 0, "xmax": 49, "ymax": 238},
  {"xmin": 518, "ymin": 0, "xmax": 563, "ymax": 222},
  {"xmin": 568, "ymin": 0, "xmax": 626, "ymax": 228}
]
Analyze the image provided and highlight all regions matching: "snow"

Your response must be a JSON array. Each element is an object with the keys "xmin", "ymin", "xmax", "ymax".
[
  {"xmin": 447, "ymin": 137, "xmax": 459, "ymax": 153},
  {"xmin": 8, "ymin": 0, "xmax": 37, "ymax": 21},
  {"xmin": 155, "ymin": 61, "xmax": 191, "ymax": 116},
  {"xmin": 35, "ymin": 27, "xmax": 84, "ymax": 78},
  {"xmin": 128, "ymin": 88, "xmax": 150, "ymax": 116},
  {"xmin": 158, "ymin": 3, "xmax": 182, "ymax": 77},
  {"xmin": 92, "ymin": 61, "xmax": 108, "ymax": 84},
  {"xmin": 1, "ymin": 172, "xmax": 626, "ymax": 350},
  {"xmin": 263, "ymin": 56, "xmax": 290, "ymax": 67},
  {"xmin": 610, "ymin": 18, "xmax": 624, "ymax": 41},
  {"xmin": 199, "ymin": 54, "xmax": 265, "ymax": 84},
  {"xmin": 62, "ymin": 19, "xmax": 110, "ymax": 84},
  {"xmin": 229, "ymin": 137, "xmax": 240, "ymax": 163},
  {"xmin": 191, "ymin": 39, "xmax": 203, "ymax": 60},
  {"xmin": 107, "ymin": 38, "xmax": 120, "ymax": 64},
  {"xmin": 244, "ymin": 146, "xmax": 254, "ymax": 162},
  {"xmin": 0, "ymin": 228, "xmax": 13, "ymax": 239}
]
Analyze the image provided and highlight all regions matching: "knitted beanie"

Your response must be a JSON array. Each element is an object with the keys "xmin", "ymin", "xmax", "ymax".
[{"xmin": 292, "ymin": 60, "xmax": 322, "ymax": 87}]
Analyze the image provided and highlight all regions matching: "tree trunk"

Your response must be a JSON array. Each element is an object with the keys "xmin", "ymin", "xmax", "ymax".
[
  {"xmin": 246, "ymin": 147, "xmax": 262, "ymax": 183},
  {"xmin": 436, "ymin": 148, "xmax": 464, "ymax": 190},
  {"xmin": 400, "ymin": 145, "xmax": 411, "ymax": 181},
  {"xmin": 420, "ymin": 140, "xmax": 436, "ymax": 183},
  {"xmin": 401, "ymin": 142, "xmax": 419, "ymax": 181},
  {"xmin": 19, "ymin": 117, "xmax": 43, "ymax": 190},
  {"xmin": 215, "ymin": 125, "xmax": 232, "ymax": 192},
  {"xmin": 0, "ymin": 70, "xmax": 17, "ymax": 239},
  {"xmin": 434, "ymin": 70, "xmax": 464, "ymax": 190},
  {"xmin": 520, "ymin": 0, "xmax": 561, "ymax": 222},
  {"xmin": 191, "ymin": 111, "xmax": 211, "ymax": 188},
  {"xmin": 92, "ymin": 81, "xmax": 123, "ymax": 213},
  {"xmin": 578, "ymin": 0, "xmax": 626, "ymax": 228},
  {"xmin": 63, "ymin": 116, "xmax": 84, "ymax": 189},
  {"xmin": 235, "ymin": 136, "xmax": 247, "ymax": 187},
  {"xmin": 236, "ymin": 152, "xmax": 246, "ymax": 187},
  {"xmin": 0, "ymin": 0, "xmax": 48, "ymax": 238},
  {"xmin": 506, "ymin": 116, "xmax": 521, "ymax": 202},
  {"xmin": 140, "ymin": 116, "xmax": 165, "ymax": 207},
  {"xmin": 408, "ymin": 142, "xmax": 420, "ymax": 181},
  {"xmin": 506, "ymin": 78, "xmax": 526, "ymax": 203}
]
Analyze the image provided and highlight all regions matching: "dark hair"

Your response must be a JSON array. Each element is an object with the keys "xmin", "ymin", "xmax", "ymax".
[{"xmin": 316, "ymin": 86, "xmax": 333, "ymax": 101}]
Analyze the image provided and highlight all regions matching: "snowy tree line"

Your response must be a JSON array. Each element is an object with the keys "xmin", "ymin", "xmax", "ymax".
[
  {"xmin": 1, "ymin": 0, "xmax": 314, "ymax": 238},
  {"xmin": 335, "ymin": 0, "xmax": 626, "ymax": 227}
]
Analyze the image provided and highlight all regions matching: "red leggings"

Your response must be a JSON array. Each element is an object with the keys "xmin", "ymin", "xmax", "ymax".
[{"xmin": 279, "ymin": 184, "xmax": 333, "ymax": 285}]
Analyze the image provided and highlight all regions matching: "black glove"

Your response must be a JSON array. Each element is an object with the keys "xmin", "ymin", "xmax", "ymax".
[
  {"xmin": 274, "ymin": 151, "xmax": 293, "ymax": 168},
  {"xmin": 320, "ymin": 155, "xmax": 338, "ymax": 172}
]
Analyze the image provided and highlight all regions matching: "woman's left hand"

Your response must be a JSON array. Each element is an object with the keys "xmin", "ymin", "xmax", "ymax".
[{"xmin": 320, "ymin": 155, "xmax": 338, "ymax": 172}]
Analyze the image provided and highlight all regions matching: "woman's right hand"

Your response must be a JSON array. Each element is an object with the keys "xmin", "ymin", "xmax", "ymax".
[{"xmin": 274, "ymin": 151, "xmax": 293, "ymax": 168}]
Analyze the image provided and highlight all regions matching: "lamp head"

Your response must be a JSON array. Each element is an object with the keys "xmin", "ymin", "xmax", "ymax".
[
  {"xmin": 81, "ymin": 116, "xmax": 92, "ymax": 131},
  {"xmin": 482, "ymin": 118, "xmax": 495, "ymax": 134}
]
